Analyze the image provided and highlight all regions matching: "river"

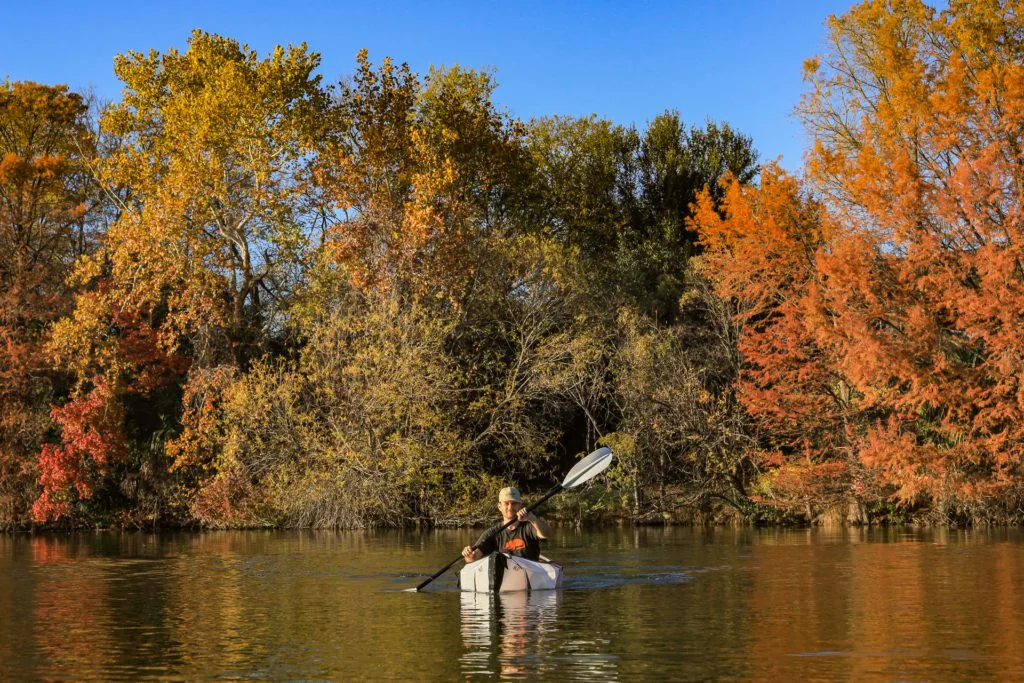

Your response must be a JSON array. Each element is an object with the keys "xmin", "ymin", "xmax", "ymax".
[{"xmin": 1, "ymin": 526, "xmax": 1022, "ymax": 680}]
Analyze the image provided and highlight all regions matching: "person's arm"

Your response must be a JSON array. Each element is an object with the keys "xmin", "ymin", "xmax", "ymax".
[
  {"xmin": 517, "ymin": 508, "xmax": 553, "ymax": 539},
  {"xmin": 462, "ymin": 526, "xmax": 498, "ymax": 562}
]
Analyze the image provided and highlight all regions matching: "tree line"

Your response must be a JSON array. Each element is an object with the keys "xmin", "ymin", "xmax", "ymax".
[{"xmin": 2, "ymin": 0, "xmax": 1022, "ymax": 529}]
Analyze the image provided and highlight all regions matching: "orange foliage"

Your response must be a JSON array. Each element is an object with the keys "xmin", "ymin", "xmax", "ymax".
[
  {"xmin": 32, "ymin": 383, "xmax": 126, "ymax": 521},
  {"xmin": 0, "ymin": 82, "xmax": 95, "ymax": 523},
  {"xmin": 692, "ymin": 164, "xmax": 851, "ymax": 507},
  {"xmin": 694, "ymin": 1, "xmax": 1024, "ymax": 516},
  {"xmin": 800, "ymin": 0, "xmax": 1024, "ymax": 509}
]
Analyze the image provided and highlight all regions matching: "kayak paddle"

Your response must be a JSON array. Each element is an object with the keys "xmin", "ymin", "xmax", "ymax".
[{"xmin": 409, "ymin": 446, "xmax": 614, "ymax": 592}]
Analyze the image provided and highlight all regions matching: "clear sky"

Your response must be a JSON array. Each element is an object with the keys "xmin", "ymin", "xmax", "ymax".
[{"xmin": 0, "ymin": 0, "xmax": 855, "ymax": 170}]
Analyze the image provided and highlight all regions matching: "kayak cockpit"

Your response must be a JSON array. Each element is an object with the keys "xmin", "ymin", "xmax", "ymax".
[{"xmin": 459, "ymin": 552, "xmax": 563, "ymax": 593}]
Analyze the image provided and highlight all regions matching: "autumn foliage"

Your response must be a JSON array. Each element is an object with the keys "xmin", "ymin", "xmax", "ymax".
[
  {"xmin": 805, "ymin": 0, "xmax": 1024, "ymax": 519},
  {"xmin": 691, "ymin": 165, "xmax": 855, "ymax": 515},
  {"xmin": 0, "ymin": 82, "xmax": 95, "ymax": 526},
  {"xmin": 6, "ymin": 1, "xmax": 1024, "ymax": 529},
  {"xmin": 32, "ymin": 383, "xmax": 125, "ymax": 521},
  {"xmin": 691, "ymin": 0, "xmax": 1024, "ymax": 523}
]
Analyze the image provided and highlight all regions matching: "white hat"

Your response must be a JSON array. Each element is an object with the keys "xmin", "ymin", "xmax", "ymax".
[{"xmin": 498, "ymin": 487, "xmax": 522, "ymax": 503}]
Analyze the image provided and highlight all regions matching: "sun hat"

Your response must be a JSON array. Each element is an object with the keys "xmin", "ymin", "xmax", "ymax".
[{"xmin": 498, "ymin": 486, "xmax": 522, "ymax": 503}]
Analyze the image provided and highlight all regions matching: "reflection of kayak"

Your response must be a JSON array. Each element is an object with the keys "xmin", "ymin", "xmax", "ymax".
[
  {"xmin": 459, "ymin": 587, "xmax": 562, "ymax": 676},
  {"xmin": 459, "ymin": 552, "xmax": 563, "ymax": 592}
]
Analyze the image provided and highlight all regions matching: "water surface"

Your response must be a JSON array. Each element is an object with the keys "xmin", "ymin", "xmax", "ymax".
[{"xmin": 2, "ymin": 527, "xmax": 1022, "ymax": 680}]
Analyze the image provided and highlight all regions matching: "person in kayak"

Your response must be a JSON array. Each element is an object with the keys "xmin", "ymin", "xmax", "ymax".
[{"xmin": 461, "ymin": 487, "xmax": 553, "ymax": 563}]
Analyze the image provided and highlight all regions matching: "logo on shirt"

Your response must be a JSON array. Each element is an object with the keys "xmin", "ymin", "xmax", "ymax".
[{"xmin": 503, "ymin": 538, "xmax": 527, "ymax": 552}]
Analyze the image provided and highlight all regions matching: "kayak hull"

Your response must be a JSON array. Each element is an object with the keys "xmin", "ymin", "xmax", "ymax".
[{"xmin": 459, "ymin": 553, "xmax": 562, "ymax": 592}]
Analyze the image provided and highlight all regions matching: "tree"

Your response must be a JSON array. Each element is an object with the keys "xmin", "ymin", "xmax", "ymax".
[
  {"xmin": 321, "ymin": 51, "xmax": 530, "ymax": 303},
  {"xmin": 524, "ymin": 115, "xmax": 634, "ymax": 277},
  {"xmin": 690, "ymin": 164, "xmax": 856, "ymax": 518},
  {"xmin": 624, "ymin": 112, "xmax": 759, "ymax": 322},
  {"xmin": 94, "ymin": 29, "xmax": 330, "ymax": 367},
  {"xmin": 0, "ymin": 81, "xmax": 97, "ymax": 525},
  {"xmin": 799, "ymin": 0, "xmax": 1024, "ymax": 518},
  {"xmin": 317, "ymin": 49, "xmax": 418, "ymax": 294},
  {"xmin": 318, "ymin": 55, "xmax": 583, "ymax": 480},
  {"xmin": 39, "ymin": 31, "xmax": 332, "ymax": 522}
]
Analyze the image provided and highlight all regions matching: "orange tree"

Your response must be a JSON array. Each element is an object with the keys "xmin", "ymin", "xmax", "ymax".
[
  {"xmin": 694, "ymin": 0, "xmax": 1024, "ymax": 523},
  {"xmin": 799, "ymin": 0, "xmax": 1024, "ymax": 520},
  {"xmin": 690, "ymin": 165, "xmax": 855, "ymax": 519},
  {"xmin": 0, "ymin": 82, "xmax": 98, "ymax": 526}
]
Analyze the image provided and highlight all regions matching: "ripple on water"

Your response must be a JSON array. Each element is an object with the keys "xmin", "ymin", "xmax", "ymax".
[{"xmin": 388, "ymin": 562, "xmax": 713, "ymax": 593}]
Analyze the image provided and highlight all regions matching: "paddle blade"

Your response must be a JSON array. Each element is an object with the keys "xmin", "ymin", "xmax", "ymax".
[{"xmin": 561, "ymin": 447, "xmax": 613, "ymax": 489}]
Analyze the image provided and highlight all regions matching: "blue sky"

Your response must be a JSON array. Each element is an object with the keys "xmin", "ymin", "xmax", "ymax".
[{"xmin": 1, "ymin": 1, "xmax": 854, "ymax": 170}]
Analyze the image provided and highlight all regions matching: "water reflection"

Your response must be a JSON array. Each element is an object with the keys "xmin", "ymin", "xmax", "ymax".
[
  {"xmin": 459, "ymin": 589, "xmax": 620, "ymax": 680},
  {"xmin": 460, "ymin": 590, "xmax": 560, "ymax": 679},
  {"xmin": 5, "ymin": 528, "xmax": 1024, "ymax": 680}
]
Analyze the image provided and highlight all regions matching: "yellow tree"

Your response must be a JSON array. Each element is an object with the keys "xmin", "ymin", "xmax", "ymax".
[
  {"xmin": 93, "ymin": 30, "xmax": 330, "ymax": 365},
  {"xmin": 42, "ymin": 32, "xmax": 332, "ymax": 519},
  {"xmin": 321, "ymin": 51, "xmax": 528, "ymax": 302},
  {"xmin": 318, "ymin": 49, "xmax": 417, "ymax": 294}
]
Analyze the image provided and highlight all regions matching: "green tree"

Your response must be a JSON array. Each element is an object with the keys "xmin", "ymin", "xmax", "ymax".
[{"xmin": 626, "ymin": 112, "xmax": 759, "ymax": 322}]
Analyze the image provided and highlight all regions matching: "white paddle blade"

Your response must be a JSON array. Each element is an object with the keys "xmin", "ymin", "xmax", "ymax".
[{"xmin": 561, "ymin": 447, "xmax": 613, "ymax": 489}]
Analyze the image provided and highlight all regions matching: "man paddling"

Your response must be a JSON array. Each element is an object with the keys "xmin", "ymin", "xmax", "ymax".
[{"xmin": 462, "ymin": 487, "xmax": 553, "ymax": 563}]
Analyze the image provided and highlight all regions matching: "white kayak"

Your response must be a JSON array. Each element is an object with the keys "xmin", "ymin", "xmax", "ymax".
[{"xmin": 459, "ymin": 552, "xmax": 563, "ymax": 592}]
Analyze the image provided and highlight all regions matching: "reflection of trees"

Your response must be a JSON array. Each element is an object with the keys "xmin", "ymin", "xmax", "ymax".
[
  {"xmin": 164, "ymin": 532, "xmax": 268, "ymax": 677},
  {"xmin": 742, "ymin": 529, "xmax": 1024, "ymax": 680},
  {"xmin": 22, "ymin": 533, "xmax": 191, "ymax": 678},
  {"xmin": 10, "ymin": 528, "xmax": 1024, "ymax": 680},
  {"xmin": 0, "ymin": 535, "xmax": 168, "ymax": 679},
  {"xmin": 27, "ymin": 536, "xmax": 116, "ymax": 678},
  {"xmin": 455, "ymin": 528, "xmax": 1024, "ymax": 680},
  {"xmin": 0, "ymin": 535, "xmax": 36, "ymax": 679}
]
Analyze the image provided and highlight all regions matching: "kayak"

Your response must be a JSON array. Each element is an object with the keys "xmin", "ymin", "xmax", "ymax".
[
  {"xmin": 459, "ymin": 553, "xmax": 562, "ymax": 592},
  {"xmin": 459, "ymin": 552, "xmax": 563, "ymax": 592}
]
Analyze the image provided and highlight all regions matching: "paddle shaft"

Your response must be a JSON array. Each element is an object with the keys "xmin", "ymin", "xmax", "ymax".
[{"xmin": 413, "ymin": 483, "xmax": 563, "ymax": 592}]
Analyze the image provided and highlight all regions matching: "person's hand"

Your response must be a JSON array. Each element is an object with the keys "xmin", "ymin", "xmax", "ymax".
[
  {"xmin": 462, "ymin": 546, "xmax": 475, "ymax": 562},
  {"xmin": 516, "ymin": 507, "xmax": 535, "ymax": 523}
]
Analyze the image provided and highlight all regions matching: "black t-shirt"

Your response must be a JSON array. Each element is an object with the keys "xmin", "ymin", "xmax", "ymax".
[{"xmin": 475, "ymin": 521, "xmax": 542, "ymax": 561}]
